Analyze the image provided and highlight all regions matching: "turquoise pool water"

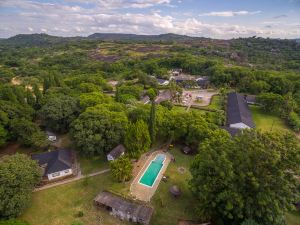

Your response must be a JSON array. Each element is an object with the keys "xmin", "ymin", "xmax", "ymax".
[{"xmin": 139, "ymin": 154, "xmax": 166, "ymax": 187}]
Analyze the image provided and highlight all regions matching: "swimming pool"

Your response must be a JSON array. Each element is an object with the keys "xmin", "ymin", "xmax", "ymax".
[{"xmin": 139, "ymin": 154, "xmax": 166, "ymax": 187}]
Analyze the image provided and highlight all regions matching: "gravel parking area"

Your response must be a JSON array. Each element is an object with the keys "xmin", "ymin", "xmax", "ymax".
[{"xmin": 182, "ymin": 89, "xmax": 218, "ymax": 108}]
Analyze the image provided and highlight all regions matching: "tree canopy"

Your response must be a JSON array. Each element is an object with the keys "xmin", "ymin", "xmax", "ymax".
[
  {"xmin": 0, "ymin": 154, "xmax": 41, "ymax": 219},
  {"xmin": 190, "ymin": 129, "xmax": 300, "ymax": 225}
]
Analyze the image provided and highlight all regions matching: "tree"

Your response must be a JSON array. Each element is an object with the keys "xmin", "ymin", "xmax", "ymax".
[
  {"xmin": 0, "ymin": 154, "xmax": 41, "ymax": 219},
  {"xmin": 79, "ymin": 92, "xmax": 110, "ymax": 109},
  {"xmin": 110, "ymin": 156, "xmax": 133, "ymax": 183},
  {"xmin": 71, "ymin": 104, "xmax": 128, "ymax": 156},
  {"xmin": 124, "ymin": 120, "xmax": 151, "ymax": 158},
  {"xmin": 190, "ymin": 129, "xmax": 299, "ymax": 225},
  {"xmin": 10, "ymin": 118, "xmax": 47, "ymax": 148},
  {"xmin": 147, "ymin": 88, "xmax": 157, "ymax": 144},
  {"xmin": 32, "ymin": 83, "xmax": 42, "ymax": 109},
  {"xmin": 25, "ymin": 89, "xmax": 35, "ymax": 107},
  {"xmin": 40, "ymin": 94, "xmax": 79, "ymax": 132},
  {"xmin": 256, "ymin": 93, "xmax": 284, "ymax": 114},
  {"xmin": 240, "ymin": 219, "xmax": 261, "ymax": 225},
  {"xmin": 0, "ymin": 124, "xmax": 8, "ymax": 146}
]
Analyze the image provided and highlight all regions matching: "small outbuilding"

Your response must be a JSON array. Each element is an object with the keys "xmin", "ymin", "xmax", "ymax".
[
  {"xmin": 107, "ymin": 144, "xmax": 126, "ymax": 161},
  {"xmin": 169, "ymin": 185, "xmax": 181, "ymax": 197},
  {"xmin": 181, "ymin": 146, "xmax": 193, "ymax": 155},
  {"xmin": 94, "ymin": 191, "xmax": 153, "ymax": 225},
  {"xmin": 157, "ymin": 78, "xmax": 169, "ymax": 86},
  {"xmin": 46, "ymin": 131, "xmax": 57, "ymax": 142}
]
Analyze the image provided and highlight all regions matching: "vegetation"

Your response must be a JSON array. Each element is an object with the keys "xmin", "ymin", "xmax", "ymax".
[
  {"xmin": 190, "ymin": 129, "xmax": 300, "ymax": 225},
  {"xmin": 124, "ymin": 120, "xmax": 151, "ymax": 158},
  {"xmin": 0, "ymin": 154, "xmax": 41, "ymax": 219},
  {"xmin": 0, "ymin": 34, "xmax": 299, "ymax": 224},
  {"xmin": 110, "ymin": 156, "xmax": 133, "ymax": 182}
]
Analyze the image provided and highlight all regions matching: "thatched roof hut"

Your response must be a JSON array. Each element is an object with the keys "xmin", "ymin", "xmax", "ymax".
[{"xmin": 169, "ymin": 185, "xmax": 181, "ymax": 197}]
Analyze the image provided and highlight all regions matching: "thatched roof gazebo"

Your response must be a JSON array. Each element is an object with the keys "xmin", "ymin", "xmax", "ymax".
[{"xmin": 169, "ymin": 185, "xmax": 181, "ymax": 198}]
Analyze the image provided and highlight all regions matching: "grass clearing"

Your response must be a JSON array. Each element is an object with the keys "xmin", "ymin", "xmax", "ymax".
[
  {"xmin": 205, "ymin": 95, "xmax": 222, "ymax": 110},
  {"xmin": 78, "ymin": 154, "xmax": 109, "ymax": 175},
  {"xmin": 150, "ymin": 147, "xmax": 200, "ymax": 225},
  {"xmin": 286, "ymin": 211, "xmax": 300, "ymax": 225},
  {"xmin": 20, "ymin": 173, "xmax": 131, "ymax": 225},
  {"xmin": 250, "ymin": 105, "xmax": 291, "ymax": 132}
]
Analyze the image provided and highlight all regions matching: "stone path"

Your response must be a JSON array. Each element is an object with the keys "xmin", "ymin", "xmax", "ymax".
[{"xmin": 34, "ymin": 169, "xmax": 110, "ymax": 192}]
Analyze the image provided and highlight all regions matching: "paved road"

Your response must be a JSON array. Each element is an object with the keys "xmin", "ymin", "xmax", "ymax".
[{"xmin": 34, "ymin": 169, "xmax": 110, "ymax": 192}]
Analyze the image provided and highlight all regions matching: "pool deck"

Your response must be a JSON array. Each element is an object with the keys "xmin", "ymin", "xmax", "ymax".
[{"xmin": 130, "ymin": 150, "xmax": 171, "ymax": 202}]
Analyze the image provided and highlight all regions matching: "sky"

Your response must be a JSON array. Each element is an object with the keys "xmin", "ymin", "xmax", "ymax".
[{"xmin": 0, "ymin": 0, "xmax": 300, "ymax": 39}]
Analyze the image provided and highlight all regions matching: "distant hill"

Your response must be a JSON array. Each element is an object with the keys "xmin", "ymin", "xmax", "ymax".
[
  {"xmin": 0, "ymin": 33, "xmax": 299, "ymax": 48},
  {"xmin": 295, "ymin": 38, "xmax": 300, "ymax": 43},
  {"xmin": 0, "ymin": 33, "xmax": 83, "ymax": 47},
  {"xmin": 87, "ymin": 33, "xmax": 199, "ymax": 41}
]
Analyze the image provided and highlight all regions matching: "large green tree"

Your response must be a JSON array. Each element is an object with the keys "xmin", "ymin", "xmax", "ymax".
[
  {"xmin": 71, "ymin": 104, "xmax": 128, "ymax": 156},
  {"xmin": 124, "ymin": 120, "xmax": 151, "ymax": 158},
  {"xmin": 40, "ymin": 94, "xmax": 79, "ymax": 132},
  {"xmin": 190, "ymin": 129, "xmax": 300, "ymax": 225},
  {"xmin": 10, "ymin": 118, "xmax": 47, "ymax": 148},
  {"xmin": 110, "ymin": 156, "xmax": 133, "ymax": 183},
  {"xmin": 0, "ymin": 154, "xmax": 41, "ymax": 219}
]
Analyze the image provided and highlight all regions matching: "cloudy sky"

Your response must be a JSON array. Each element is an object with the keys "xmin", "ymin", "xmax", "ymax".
[{"xmin": 0, "ymin": 0, "xmax": 300, "ymax": 39}]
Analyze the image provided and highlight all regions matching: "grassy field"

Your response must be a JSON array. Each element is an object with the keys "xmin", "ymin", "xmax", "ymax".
[
  {"xmin": 150, "ymin": 147, "xmax": 200, "ymax": 225},
  {"xmin": 205, "ymin": 95, "xmax": 222, "ymax": 110},
  {"xmin": 78, "ymin": 154, "xmax": 109, "ymax": 175},
  {"xmin": 249, "ymin": 105, "xmax": 291, "ymax": 132},
  {"xmin": 20, "ymin": 173, "xmax": 131, "ymax": 225},
  {"xmin": 286, "ymin": 211, "xmax": 300, "ymax": 225}
]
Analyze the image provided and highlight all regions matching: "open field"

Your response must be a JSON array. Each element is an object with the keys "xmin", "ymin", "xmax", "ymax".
[
  {"xmin": 250, "ymin": 105, "xmax": 291, "ymax": 133},
  {"xmin": 20, "ymin": 173, "xmax": 131, "ymax": 225}
]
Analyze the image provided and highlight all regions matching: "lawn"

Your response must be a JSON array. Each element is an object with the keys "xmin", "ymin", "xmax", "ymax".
[
  {"xmin": 249, "ymin": 105, "xmax": 291, "ymax": 133},
  {"xmin": 286, "ymin": 211, "xmax": 300, "ymax": 225},
  {"xmin": 205, "ymin": 95, "xmax": 222, "ymax": 110},
  {"xmin": 150, "ymin": 147, "xmax": 200, "ymax": 225},
  {"xmin": 20, "ymin": 173, "xmax": 131, "ymax": 225},
  {"xmin": 78, "ymin": 154, "xmax": 109, "ymax": 175}
]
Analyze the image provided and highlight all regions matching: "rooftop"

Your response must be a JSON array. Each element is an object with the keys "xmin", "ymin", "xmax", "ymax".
[
  {"xmin": 108, "ymin": 144, "xmax": 126, "ymax": 159},
  {"xmin": 227, "ymin": 92, "xmax": 255, "ymax": 128},
  {"xmin": 31, "ymin": 149, "xmax": 72, "ymax": 175},
  {"xmin": 94, "ymin": 191, "xmax": 153, "ymax": 225}
]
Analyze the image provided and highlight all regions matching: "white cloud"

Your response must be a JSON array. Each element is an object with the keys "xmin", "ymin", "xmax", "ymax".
[
  {"xmin": 200, "ymin": 10, "xmax": 262, "ymax": 17},
  {"xmin": 0, "ymin": 0, "xmax": 299, "ymax": 39}
]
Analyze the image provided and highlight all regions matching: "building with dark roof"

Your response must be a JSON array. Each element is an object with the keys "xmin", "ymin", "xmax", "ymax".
[
  {"xmin": 245, "ymin": 94, "xmax": 256, "ymax": 105},
  {"xmin": 156, "ymin": 78, "xmax": 169, "ymax": 86},
  {"xmin": 221, "ymin": 126, "xmax": 242, "ymax": 137},
  {"xmin": 196, "ymin": 76, "xmax": 210, "ymax": 89},
  {"xmin": 31, "ymin": 149, "xmax": 73, "ymax": 180},
  {"xmin": 227, "ymin": 92, "xmax": 255, "ymax": 129},
  {"xmin": 94, "ymin": 191, "xmax": 153, "ymax": 225},
  {"xmin": 107, "ymin": 144, "xmax": 125, "ymax": 161}
]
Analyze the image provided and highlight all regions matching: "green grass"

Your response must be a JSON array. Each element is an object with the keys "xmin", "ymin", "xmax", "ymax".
[
  {"xmin": 150, "ymin": 147, "xmax": 200, "ymax": 225},
  {"xmin": 286, "ymin": 211, "xmax": 300, "ymax": 225},
  {"xmin": 250, "ymin": 105, "xmax": 291, "ymax": 132},
  {"xmin": 205, "ymin": 95, "xmax": 222, "ymax": 110},
  {"xmin": 78, "ymin": 154, "xmax": 109, "ymax": 175},
  {"xmin": 20, "ymin": 173, "xmax": 131, "ymax": 225}
]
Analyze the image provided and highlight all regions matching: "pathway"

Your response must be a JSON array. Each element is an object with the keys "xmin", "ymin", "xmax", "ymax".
[{"xmin": 34, "ymin": 169, "xmax": 110, "ymax": 192}]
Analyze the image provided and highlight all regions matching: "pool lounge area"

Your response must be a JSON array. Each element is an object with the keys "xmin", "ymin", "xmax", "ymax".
[
  {"xmin": 139, "ymin": 154, "xmax": 166, "ymax": 187},
  {"xmin": 130, "ymin": 151, "xmax": 171, "ymax": 202}
]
